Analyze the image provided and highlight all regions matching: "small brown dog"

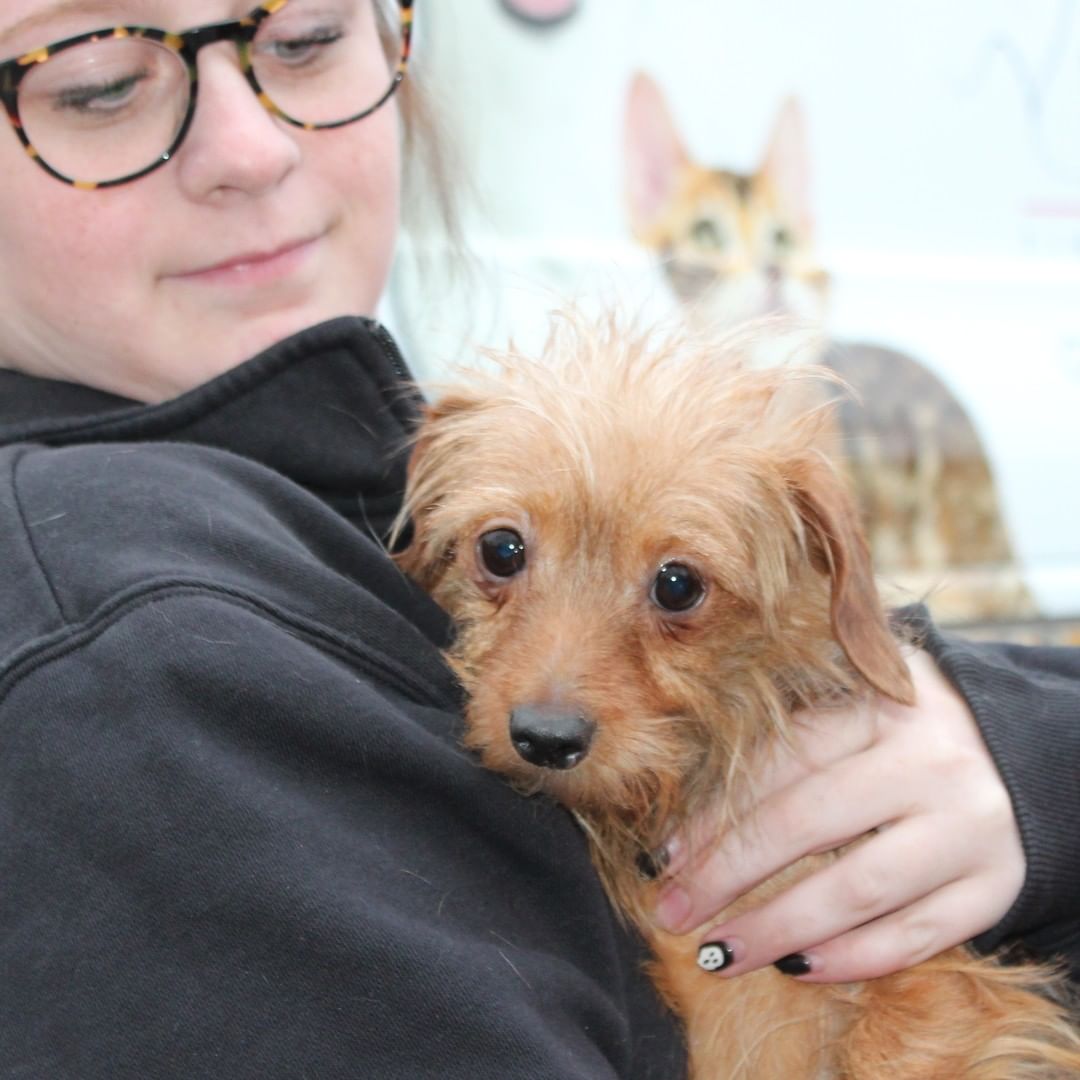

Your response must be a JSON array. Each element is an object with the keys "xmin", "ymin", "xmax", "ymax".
[{"xmin": 395, "ymin": 314, "xmax": 1080, "ymax": 1078}]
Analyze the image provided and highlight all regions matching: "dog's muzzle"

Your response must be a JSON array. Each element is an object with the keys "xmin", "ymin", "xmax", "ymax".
[{"xmin": 509, "ymin": 704, "xmax": 595, "ymax": 770}]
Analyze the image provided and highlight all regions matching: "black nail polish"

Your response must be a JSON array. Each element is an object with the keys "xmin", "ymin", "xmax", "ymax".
[
  {"xmin": 773, "ymin": 953, "xmax": 812, "ymax": 976},
  {"xmin": 697, "ymin": 940, "xmax": 735, "ymax": 972},
  {"xmin": 635, "ymin": 846, "xmax": 670, "ymax": 880}
]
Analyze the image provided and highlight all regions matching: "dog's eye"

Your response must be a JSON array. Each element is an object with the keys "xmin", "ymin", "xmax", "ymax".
[
  {"xmin": 478, "ymin": 529, "xmax": 527, "ymax": 578},
  {"xmin": 652, "ymin": 562, "xmax": 705, "ymax": 613}
]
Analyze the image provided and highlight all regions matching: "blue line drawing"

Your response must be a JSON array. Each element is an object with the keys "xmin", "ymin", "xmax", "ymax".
[{"xmin": 959, "ymin": 0, "xmax": 1080, "ymax": 185}]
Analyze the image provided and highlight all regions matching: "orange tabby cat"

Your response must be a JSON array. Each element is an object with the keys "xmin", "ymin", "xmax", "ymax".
[{"xmin": 623, "ymin": 72, "xmax": 1034, "ymax": 625}]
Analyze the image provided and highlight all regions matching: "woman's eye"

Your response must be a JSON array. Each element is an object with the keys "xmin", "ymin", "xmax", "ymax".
[
  {"xmin": 55, "ymin": 72, "xmax": 146, "ymax": 113},
  {"xmin": 478, "ymin": 529, "xmax": 527, "ymax": 579},
  {"xmin": 773, "ymin": 225, "xmax": 793, "ymax": 251},
  {"xmin": 690, "ymin": 218, "xmax": 725, "ymax": 251},
  {"xmin": 651, "ymin": 562, "xmax": 705, "ymax": 613},
  {"xmin": 260, "ymin": 29, "xmax": 343, "ymax": 66}
]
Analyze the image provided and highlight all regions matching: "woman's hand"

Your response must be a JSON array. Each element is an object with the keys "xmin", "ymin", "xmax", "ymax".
[{"xmin": 653, "ymin": 650, "xmax": 1026, "ymax": 982}]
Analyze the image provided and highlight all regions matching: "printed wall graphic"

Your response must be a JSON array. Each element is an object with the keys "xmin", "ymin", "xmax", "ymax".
[
  {"xmin": 962, "ymin": 0, "xmax": 1080, "ymax": 188},
  {"xmin": 498, "ymin": 0, "xmax": 580, "ymax": 28},
  {"xmin": 389, "ymin": 1, "xmax": 1080, "ymax": 642}
]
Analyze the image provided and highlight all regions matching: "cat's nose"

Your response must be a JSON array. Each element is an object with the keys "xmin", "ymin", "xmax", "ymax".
[
  {"xmin": 509, "ymin": 704, "xmax": 595, "ymax": 770},
  {"xmin": 765, "ymin": 264, "xmax": 783, "ymax": 283}
]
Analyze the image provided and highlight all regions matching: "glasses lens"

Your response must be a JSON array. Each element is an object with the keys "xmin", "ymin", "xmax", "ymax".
[
  {"xmin": 17, "ymin": 38, "xmax": 189, "ymax": 185},
  {"xmin": 252, "ymin": 0, "xmax": 404, "ymax": 127}
]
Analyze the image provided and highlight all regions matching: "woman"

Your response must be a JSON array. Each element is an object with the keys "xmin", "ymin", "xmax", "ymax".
[{"xmin": 0, "ymin": 2, "xmax": 1075, "ymax": 1077}]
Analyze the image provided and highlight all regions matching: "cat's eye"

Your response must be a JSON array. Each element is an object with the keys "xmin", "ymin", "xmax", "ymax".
[
  {"xmin": 651, "ymin": 562, "xmax": 705, "ymax": 613},
  {"xmin": 690, "ymin": 218, "xmax": 726, "ymax": 251},
  {"xmin": 773, "ymin": 226, "xmax": 793, "ymax": 251},
  {"xmin": 478, "ymin": 528, "xmax": 527, "ymax": 578}
]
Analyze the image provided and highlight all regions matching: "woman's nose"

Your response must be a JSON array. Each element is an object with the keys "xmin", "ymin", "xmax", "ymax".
[{"xmin": 175, "ymin": 45, "xmax": 302, "ymax": 200}]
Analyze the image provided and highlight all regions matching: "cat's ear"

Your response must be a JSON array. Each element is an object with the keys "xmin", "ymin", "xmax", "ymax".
[
  {"xmin": 624, "ymin": 71, "xmax": 689, "ymax": 243},
  {"xmin": 789, "ymin": 451, "xmax": 916, "ymax": 705},
  {"xmin": 761, "ymin": 97, "xmax": 815, "ymax": 241}
]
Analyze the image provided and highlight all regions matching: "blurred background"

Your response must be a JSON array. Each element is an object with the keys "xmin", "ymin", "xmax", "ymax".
[{"xmin": 384, "ymin": 0, "xmax": 1080, "ymax": 644}]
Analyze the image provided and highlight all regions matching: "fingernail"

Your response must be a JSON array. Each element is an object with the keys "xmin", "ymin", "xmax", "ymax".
[
  {"xmin": 654, "ymin": 885, "xmax": 691, "ymax": 932},
  {"xmin": 697, "ymin": 940, "xmax": 736, "ymax": 972},
  {"xmin": 773, "ymin": 953, "xmax": 813, "ymax": 976},
  {"xmin": 635, "ymin": 846, "xmax": 670, "ymax": 880}
]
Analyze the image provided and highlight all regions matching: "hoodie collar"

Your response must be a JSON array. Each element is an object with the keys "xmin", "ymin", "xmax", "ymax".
[{"xmin": 0, "ymin": 317, "xmax": 421, "ymax": 531}]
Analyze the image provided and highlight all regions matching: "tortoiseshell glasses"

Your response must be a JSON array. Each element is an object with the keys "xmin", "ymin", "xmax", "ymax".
[{"xmin": 0, "ymin": 0, "xmax": 413, "ymax": 190}]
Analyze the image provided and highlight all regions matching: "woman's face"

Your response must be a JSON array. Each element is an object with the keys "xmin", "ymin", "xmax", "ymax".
[{"xmin": 0, "ymin": 0, "xmax": 402, "ymax": 401}]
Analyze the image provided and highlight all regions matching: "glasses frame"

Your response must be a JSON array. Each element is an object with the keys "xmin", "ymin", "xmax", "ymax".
[{"xmin": 0, "ymin": 0, "xmax": 414, "ymax": 190}]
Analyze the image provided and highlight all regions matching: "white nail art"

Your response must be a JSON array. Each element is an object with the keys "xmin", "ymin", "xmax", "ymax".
[{"xmin": 697, "ymin": 942, "xmax": 734, "ymax": 972}]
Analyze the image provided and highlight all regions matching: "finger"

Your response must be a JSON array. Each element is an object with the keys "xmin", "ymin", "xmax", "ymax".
[
  {"xmin": 655, "ymin": 746, "xmax": 913, "ymax": 933},
  {"xmin": 662, "ymin": 699, "xmax": 881, "ymax": 875},
  {"xmin": 750, "ymin": 697, "xmax": 883, "ymax": 801},
  {"xmin": 689, "ymin": 817, "xmax": 962, "ymax": 976},
  {"xmin": 771, "ymin": 877, "xmax": 1004, "ymax": 983}
]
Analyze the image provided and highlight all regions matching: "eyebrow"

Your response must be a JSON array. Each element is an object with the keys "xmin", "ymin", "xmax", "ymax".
[{"xmin": 0, "ymin": 1, "xmax": 157, "ymax": 49}]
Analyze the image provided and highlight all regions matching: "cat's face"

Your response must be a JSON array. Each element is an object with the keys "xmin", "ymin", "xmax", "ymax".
[
  {"xmin": 625, "ymin": 75, "xmax": 828, "ymax": 330},
  {"xmin": 660, "ymin": 167, "xmax": 827, "ymax": 326}
]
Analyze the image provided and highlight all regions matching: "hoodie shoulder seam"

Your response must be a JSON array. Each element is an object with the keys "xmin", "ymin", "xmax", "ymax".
[{"xmin": 9, "ymin": 448, "xmax": 70, "ymax": 626}]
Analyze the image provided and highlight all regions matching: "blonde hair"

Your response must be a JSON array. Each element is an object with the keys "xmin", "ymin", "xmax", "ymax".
[{"xmin": 397, "ymin": 70, "xmax": 462, "ymax": 247}]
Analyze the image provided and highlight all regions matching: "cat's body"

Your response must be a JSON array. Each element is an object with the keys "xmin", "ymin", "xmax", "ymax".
[
  {"xmin": 623, "ymin": 73, "xmax": 1035, "ymax": 624},
  {"xmin": 824, "ymin": 341, "xmax": 1033, "ymax": 619}
]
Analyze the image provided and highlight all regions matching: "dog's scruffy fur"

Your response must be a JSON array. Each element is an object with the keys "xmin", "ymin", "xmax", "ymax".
[{"xmin": 395, "ymin": 314, "xmax": 1080, "ymax": 1078}]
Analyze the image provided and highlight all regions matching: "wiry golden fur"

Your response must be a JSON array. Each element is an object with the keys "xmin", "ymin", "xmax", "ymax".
[{"xmin": 395, "ymin": 314, "xmax": 1080, "ymax": 1078}]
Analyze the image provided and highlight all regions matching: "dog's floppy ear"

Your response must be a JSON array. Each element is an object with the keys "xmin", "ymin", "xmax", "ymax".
[
  {"xmin": 394, "ymin": 390, "xmax": 484, "ymax": 592},
  {"xmin": 789, "ymin": 453, "xmax": 915, "ymax": 705}
]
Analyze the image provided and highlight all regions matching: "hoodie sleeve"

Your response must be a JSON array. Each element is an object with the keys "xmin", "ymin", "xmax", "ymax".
[{"xmin": 915, "ymin": 609, "xmax": 1080, "ymax": 978}]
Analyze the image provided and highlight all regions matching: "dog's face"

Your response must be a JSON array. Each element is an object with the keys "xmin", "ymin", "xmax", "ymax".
[{"xmin": 398, "ymin": 322, "xmax": 913, "ymax": 839}]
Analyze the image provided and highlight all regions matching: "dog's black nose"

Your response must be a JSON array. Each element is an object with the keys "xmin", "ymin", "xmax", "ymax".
[{"xmin": 509, "ymin": 705, "xmax": 595, "ymax": 770}]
